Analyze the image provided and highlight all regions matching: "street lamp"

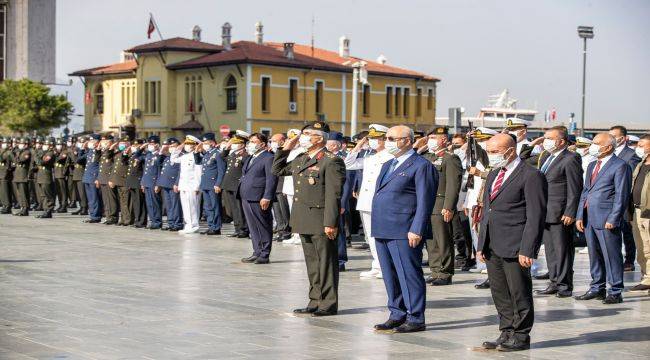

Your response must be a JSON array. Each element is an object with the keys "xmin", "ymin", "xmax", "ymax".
[
  {"xmin": 345, "ymin": 60, "xmax": 367, "ymax": 137},
  {"xmin": 578, "ymin": 26, "xmax": 594, "ymax": 136}
]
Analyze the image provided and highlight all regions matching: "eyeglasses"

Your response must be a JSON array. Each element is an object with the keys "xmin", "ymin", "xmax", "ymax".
[{"xmin": 386, "ymin": 136, "xmax": 408, "ymax": 142}]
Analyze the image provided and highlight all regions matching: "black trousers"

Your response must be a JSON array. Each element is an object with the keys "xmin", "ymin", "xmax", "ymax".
[
  {"xmin": 128, "ymin": 187, "xmax": 147, "ymax": 226},
  {"xmin": 37, "ymin": 182, "xmax": 55, "ymax": 211},
  {"xmin": 486, "ymin": 250, "xmax": 534, "ymax": 340},
  {"xmin": 242, "ymin": 200, "xmax": 273, "ymax": 259},
  {"xmin": 272, "ymin": 193, "xmax": 291, "ymax": 234},
  {"xmin": 452, "ymin": 211, "xmax": 473, "ymax": 262},
  {"xmin": 13, "ymin": 182, "xmax": 30, "ymax": 209},
  {"xmin": 543, "ymin": 222, "xmax": 574, "ymax": 291},
  {"xmin": 100, "ymin": 184, "xmax": 118, "ymax": 221},
  {"xmin": 223, "ymin": 190, "xmax": 248, "ymax": 234},
  {"xmin": 54, "ymin": 178, "xmax": 69, "ymax": 209},
  {"xmin": 0, "ymin": 179, "xmax": 11, "ymax": 208},
  {"xmin": 301, "ymin": 234, "xmax": 339, "ymax": 312},
  {"xmin": 427, "ymin": 212, "xmax": 455, "ymax": 280},
  {"xmin": 74, "ymin": 180, "xmax": 87, "ymax": 210},
  {"xmin": 621, "ymin": 221, "xmax": 636, "ymax": 265}
]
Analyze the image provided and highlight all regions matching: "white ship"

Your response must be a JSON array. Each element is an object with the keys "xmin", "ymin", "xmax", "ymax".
[{"xmin": 478, "ymin": 89, "xmax": 537, "ymax": 126}]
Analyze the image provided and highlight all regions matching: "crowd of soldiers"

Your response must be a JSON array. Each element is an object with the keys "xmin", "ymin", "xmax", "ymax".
[{"xmin": 1, "ymin": 119, "xmax": 649, "ymax": 342}]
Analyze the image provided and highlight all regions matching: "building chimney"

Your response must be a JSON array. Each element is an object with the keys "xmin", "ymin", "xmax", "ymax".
[
  {"xmin": 222, "ymin": 22, "xmax": 232, "ymax": 50},
  {"xmin": 377, "ymin": 54, "xmax": 387, "ymax": 64},
  {"xmin": 192, "ymin": 25, "xmax": 202, "ymax": 41},
  {"xmin": 283, "ymin": 42, "xmax": 295, "ymax": 60},
  {"xmin": 339, "ymin": 36, "xmax": 350, "ymax": 58},
  {"xmin": 255, "ymin": 21, "xmax": 264, "ymax": 45}
]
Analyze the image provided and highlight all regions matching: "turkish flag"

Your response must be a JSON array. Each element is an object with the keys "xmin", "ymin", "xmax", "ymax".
[{"xmin": 147, "ymin": 17, "xmax": 155, "ymax": 39}]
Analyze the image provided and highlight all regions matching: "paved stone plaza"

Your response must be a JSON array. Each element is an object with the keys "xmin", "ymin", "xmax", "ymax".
[{"xmin": 0, "ymin": 215, "xmax": 649, "ymax": 359}]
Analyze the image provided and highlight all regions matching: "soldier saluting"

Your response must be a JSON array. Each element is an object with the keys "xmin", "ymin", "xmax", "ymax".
[
  {"xmin": 272, "ymin": 121, "xmax": 346, "ymax": 317},
  {"xmin": 34, "ymin": 137, "xmax": 56, "ymax": 219}
]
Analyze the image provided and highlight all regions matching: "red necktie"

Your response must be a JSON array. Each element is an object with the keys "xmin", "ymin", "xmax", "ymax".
[
  {"xmin": 590, "ymin": 160, "xmax": 602, "ymax": 184},
  {"xmin": 489, "ymin": 168, "xmax": 507, "ymax": 201}
]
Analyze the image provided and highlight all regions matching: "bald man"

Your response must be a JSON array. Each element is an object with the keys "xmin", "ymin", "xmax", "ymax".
[{"xmin": 477, "ymin": 134, "xmax": 547, "ymax": 352}]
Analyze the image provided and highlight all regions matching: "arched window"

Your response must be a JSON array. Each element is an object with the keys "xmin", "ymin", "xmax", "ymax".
[
  {"xmin": 94, "ymin": 84, "xmax": 104, "ymax": 115},
  {"xmin": 225, "ymin": 75, "xmax": 237, "ymax": 111}
]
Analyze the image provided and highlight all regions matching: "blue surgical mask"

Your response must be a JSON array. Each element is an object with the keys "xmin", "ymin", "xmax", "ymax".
[{"xmin": 118, "ymin": 144, "xmax": 127, "ymax": 151}]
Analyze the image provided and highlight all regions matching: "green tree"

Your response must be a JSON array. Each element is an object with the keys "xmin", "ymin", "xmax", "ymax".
[{"xmin": 0, "ymin": 79, "xmax": 73, "ymax": 135}]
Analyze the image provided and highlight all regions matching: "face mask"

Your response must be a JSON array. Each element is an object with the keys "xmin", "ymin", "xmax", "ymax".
[
  {"xmin": 231, "ymin": 144, "xmax": 242, "ymax": 151},
  {"xmin": 588, "ymin": 144, "xmax": 602, "ymax": 157},
  {"xmin": 635, "ymin": 146, "xmax": 646, "ymax": 158},
  {"xmin": 368, "ymin": 139, "xmax": 380, "ymax": 150},
  {"xmin": 478, "ymin": 141, "xmax": 487, "ymax": 150},
  {"xmin": 184, "ymin": 145, "xmax": 194, "ymax": 153},
  {"xmin": 203, "ymin": 144, "xmax": 213, "ymax": 152},
  {"xmin": 1, "ymin": 144, "xmax": 7, "ymax": 149},
  {"xmin": 488, "ymin": 152, "xmax": 508, "ymax": 168},
  {"xmin": 55, "ymin": 145, "xmax": 63, "ymax": 151},
  {"xmin": 147, "ymin": 145, "xmax": 156, "ymax": 153},
  {"xmin": 427, "ymin": 138, "xmax": 438, "ymax": 152},
  {"xmin": 385, "ymin": 141, "xmax": 400, "ymax": 155},
  {"xmin": 299, "ymin": 134, "xmax": 313, "ymax": 149},
  {"xmin": 118, "ymin": 144, "xmax": 127, "ymax": 151},
  {"xmin": 42, "ymin": 145, "xmax": 50, "ymax": 151},
  {"xmin": 542, "ymin": 139, "xmax": 557, "ymax": 153},
  {"xmin": 246, "ymin": 143, "xmax": 259, "ymax": 155},
  {"xmin": 270, "ymin": 142, "xmax": 280, "ymax": 152},
  {"xmin": 18, "ymin": 144, "xmax": 26, "ymax": 150}
]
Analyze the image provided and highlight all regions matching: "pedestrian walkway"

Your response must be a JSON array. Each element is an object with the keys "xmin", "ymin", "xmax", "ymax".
[{"xmin": 0, "ymin": 215, "xmax": 649, "ymax": 359}]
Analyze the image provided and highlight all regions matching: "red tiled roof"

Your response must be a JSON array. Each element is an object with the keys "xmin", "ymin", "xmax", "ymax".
[
  {"xmin": 167, "ymin": 41, "xmax": 352, "ymax": 73},
  {"xmin": 266, "ymin": 42, "xmax": 438, "ymax": 81},
  {"xmin": 172, "ymin": 119, "xmax": 204, "ymax": 131},
  {"xmin": 126, "ymin": 37, "xmax": 223, "ymax": 54},
  {"xmin": 69, "ymin": 60, "xmax": 137, "ymax": 77}
]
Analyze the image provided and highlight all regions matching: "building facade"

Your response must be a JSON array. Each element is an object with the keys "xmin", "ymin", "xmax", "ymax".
[
  {"xmin": 70, "ymin": 23, "xmax": 439, "ymax": 138},
  {"xmin": 0, "ymin": 0, "xmax": 56, "ymax": 83}
]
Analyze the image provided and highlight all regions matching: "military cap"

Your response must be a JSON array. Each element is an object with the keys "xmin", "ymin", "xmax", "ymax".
[
  {"xmin": 287, "ymin": 128, "xmax": 301, "ymax": 139},
  {"xmin": 88, "ymin": 134, "xmax": 101, "ymax": 141},
  {"xmin": 202, "ymin": 133, "xmax": 216, "ymax": 142},
  {"xmin": 165, "ymin": 137, "xmax": 180, "ymax": 145},
  {"xmin": 119, "ymin": 134, "xmax": 131, "ymax": 142},
  {"xmin": 628, "ymin": 135, "xmax": 640, "ymax": 144},
  {"xmin": 44, "ymin": 137, "xmax": 55, "ymax": 145},
  {"xmin": 133, "ymin": 138, "xmax": 146, "ymax": 145},
  {"xmin": 0, "ymin": 136, "xmax": 8, "ymax": 143},
  {"xmin": 504, "ymin": 118, "xmax": 532, "ymax": 130},
  {"xmin": 231, "ymin": 130, "xmax": 250, "ymax": 144},
  {"xmin": 184, "ymin": 134, "xmax": 201, "ymax": 145},
  {"xmin": 100, "ymin": 134, "xmax": 114, "ymax": 141},
  {"xmin": 147, "ymin": 135, "xmax": 160, "ymax": 144},
  {"xmin": 302, "ymin": 121, "xmax": 330, "ymax": 133},
  {"xmin": 472, "ymin": 127, "xmax": 498, "ymax": 140},
  {"xmin": 575, "ymin": 136, "xmax": 592, "ymax": 147},
  {"xmin": 35, "ymin": 136, "xmax": 44, "ymax": 143},
  {"xmin": 368, "ymin": 124, "xmax": 389, "ymax": 138},
  {"xmin": 352, "ymin": 130, "xmax": 369, "ymax": 142},
  {"xmin": 329, "ymin": 131, "xmax": 344, "ymax": 142},
  {"xmin": 413, "ymin": 131, "xmax": 425, "ymax": 139},
  {"xmin": 427, "ymin": 126, "xmax": 448, "ymax": 136},
  {"xmin": 18, "ymin": 137, "xmax": 29, "ymax": 144}
]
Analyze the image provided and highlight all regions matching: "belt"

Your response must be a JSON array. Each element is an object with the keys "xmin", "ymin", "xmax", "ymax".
[{"xmin": 634, "ymin": 205, "xmax": 641, "ymax": 209}]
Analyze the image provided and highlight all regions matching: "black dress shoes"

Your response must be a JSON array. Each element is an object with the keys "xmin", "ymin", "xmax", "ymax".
[
  {"xmin": 534, "ymin": 286, "xmax": 558, "ymax": 295},
  {"xmin": 35, "ymin": 211, "xmax": 52, "ymax": 219},
  {"xmin": 237, "ymin": 232, "xmax": 250, "ymax": 238},
  {"xmin": 497, "ymin": 338, "xmax": 530, "ymax": 352},
  {"xmin": 55, "ymin": 208, "xmax": 67, "ymax": 213},
  {"xmin": 474, "ymin": 279, "xmax": 490, "ymax": 289},
  {"xmin": 602, "ymin": 294, "xmax": 623, "ymax": 304},
  {"xmin": 147, "ymin": 225, "xmax": 161, "ymax": 230},
  {"xmin": 338, "ymin": 264, "xmax": 346, "ymax": 272},
  {"xmin": 293, "ymin": 307, "xmax": 317, "ymax": 314},
  {"xmin": 0, "ymin": 207, "xmax": 12, "ymax": 214},
  {"xmin": 556, "ymin": 289, "xmax": 573, "ymax": 298},
  {"xmin": 574, "ymin": 290, "xmax": 606, "ymax": 301},
  {"xmin": 482, "ymin": 331, "xmax": 511, "ymax": 350},
  {"xmin": 241, "ymin": 255, "xmax": 258, "ymax": 263},
  {"xmin": 254, "ymin": 257, "xmax": 269, "ymax": 264},
  {"xmin": 103, "ymin": 220, "xmax": 117, "ymax": 225},
  {"xmin": 394, "ymin": 322, "xmax": 426, "ymax": 333},
  {"xmin": 200, "ymin": 229, "xmax": 221, "ymax": 235},
  {"xmin": 430, "ymin": 278, "xmax": 452, "ymax": 286},
  {"xmin": 374, "ymin": 319, "xmax": 405, "ymax": 332},
  {"xmin": 533, "ymin": 272, "xmax": 550, "ymax": 280},
  {"xmin": 312, "ymin": 309, "xmax": 337, "ymax": 317}
]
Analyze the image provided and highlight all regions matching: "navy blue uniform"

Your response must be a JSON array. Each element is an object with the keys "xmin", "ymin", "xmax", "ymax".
[
  {"xmin": 156, "ymin": 156, "xmax": 182, "ymax": 230},
  {"xmin": 141, "ymin": 151, "xmax": 164, "ymax": 228},
  {"xmin": 198, "ymin": 148, "xmax": 226, "ymax": 231},
  {"xmin": 81, "ymin": 148, "xmax": 102, "ymax": 221}
]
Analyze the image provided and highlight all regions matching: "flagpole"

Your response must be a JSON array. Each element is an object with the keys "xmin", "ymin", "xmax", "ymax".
[{"xmin": 150, "ymin": 13, "xmax": 164, "ymax": 41}]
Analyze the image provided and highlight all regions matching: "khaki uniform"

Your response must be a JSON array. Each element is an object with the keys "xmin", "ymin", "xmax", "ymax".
[
  {"xmin": 110, "ymin": 151, "xmax": 130, "ymax": 225},
  {"xmin": 424, "ymin": 150, "xmax": 462, "ymax": 281},
  {"xmin": 35, "ymin": 151, "xmax": 56, "ymax": 212},
  {"xmin": 0, "ymin": 149, "xmax": 14, "ymax": 210},
  {"xmin": 272, "ymin": 147, "xmax": 346, "ymax": 312},
  {"xmin": 98, "ymin": 149, "xmax": 118, "ymax": 222},
  {"xmin": 70, "ymin": 149, "xmax": 87, "ymax": 211},
  {"xmin": 12, "ymin": 149, "xmax": 31, "ymax": 210},
  {"xmin": 53, "ymin": 151, "xmax": 71, "ymax": 210}
]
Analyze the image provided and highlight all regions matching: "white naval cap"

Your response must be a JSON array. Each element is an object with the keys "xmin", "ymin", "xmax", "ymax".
[
  {"xmin": 505, "ymin": 117, "xmax": 532, "ymax": 129},
  {"xmin": 575, "ymin": 136, "xmax": 592, "ymax": 146},
  {"xmin": 628, "ymin": 135, "xmax": 640, "ymax": 143},
  {"xmin": 184, "ymin": 135, "xmax": 201, "ymax": 144},
  {"xmin": 474, "ymin": 127, "xmax": 498, "ymax": 139},
  {"xmin": 368, "ymin": 124, "xmax": 389, "ymax": 138},
  {"xmin": 287, "ymin": 128, "xmax": 301, "ymax": 139}
]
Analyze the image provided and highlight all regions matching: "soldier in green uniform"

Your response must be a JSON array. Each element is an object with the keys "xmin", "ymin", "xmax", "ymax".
[
  {"xmin": 272, "ymin": 121, "xmax": 346, "ymax": 317},
  {"xmin": 126, "ymin": 139, "xmax": 147, "ymax": 227},
  {"xmin": 34, "ymin": 137, "xmax": 56, "ymax": 218},
  {"xmin": 0, "ymin": 137, "xmax": 14, "ymax": 214},
  {"xmin": 65, "ymin": 137, "xmax": 77, "ymax": 209},
  {"xmin": 30, "ymin": 136, "xmax": 44, "ymax": 211},
  {"xmin": 97, "ymin": 134, "xmax": 118, "ymax": 225},
  {"xmin": 110, "ymin": 135, "xmax": 132, "ymax": 226},
  {"xmin": 70, "ymin": 136, "xmax": 88, "ymax": 215},
  {"xmin": 53, "ymin": 138, "xmax": 71, "ymax": 213},
  {"xmin": 12, "ymin": 138, "xmax": 32, "ymax": 216},
  {"xmin": 415, "ymin": 126, "xmax": 463, "ymax": 286}
]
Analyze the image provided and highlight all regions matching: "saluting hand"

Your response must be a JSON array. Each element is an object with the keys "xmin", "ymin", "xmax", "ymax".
[
  {"xmin": 353, "ymin": 137, "xmax": 368, "ymax": 152},
  {"xmin": 283, "ymin": 135, "xmax": 300, "ymax": 151},
  {"xmin": 407, "ymin": 232, "xmax": 422, "ymax": 248}
]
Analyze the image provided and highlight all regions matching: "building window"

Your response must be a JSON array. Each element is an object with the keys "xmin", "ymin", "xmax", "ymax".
[
  {"xmin": 144, "ymin": 80, "xmax": 161, "ymax": 114},
  {"xmin": 394, "ymin": 87, "xmax": 402, "ymax": 116},
  {"xmin": 362, "ymin": 84, "xmax": 370, "ymax": 116},
  {"xmin": 315, "ymin": 81, "xmax": 324, "ymax": 114},
  {"xmin": 261, "ymin": 76, "xmax": 270, "ymax": 112},
  {"xmin": 289, "ymin": 78, "xmax": 298, "ymax": 103},
  {"xmin": 0, "ymin": 3, "xmax": 5, "ymax": 81},
  {"xmin": 403, "ymin": 88, "xmax": 410, "ymax": 117},
  {"xmin": 385, "ymin": 86, "xmax": 393, "ymax": 115},
  {"xmin": 260, "ymin": 127, "xmax": 272, "ymax": 138},
  {"xmin": 416, "ymin": 88, "xmax": 422, "ymax": 117},
  {"xmin": 94, "ymin": 84, "xmax": 104, "ymax": 115},
  {"xmin": 427, "ymin": 88, "xmax": 434, "ymax": 110},
  {"xmin": 120, "ymin": 81, "xmax": 136, "ymax": 115},
  {"xmin": 184, "ymin": 75, "xmax": 202, "ymax": 113},
  {"xmin": 225, "ymin": 75, "xmax": 237, "ymax": 111}
]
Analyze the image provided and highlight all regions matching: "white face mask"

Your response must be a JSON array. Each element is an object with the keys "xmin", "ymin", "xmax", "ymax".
[
  {"xmin": 18, "ymin": 144, "xmax": 26, "ymax": 150},
  {"xmin": 246, "ymin": 142, "xmax": 259, "ymax": 155},
  {"xmin": 299, "ymin": 134, "xmax": 313, "ymax": 149},
  {"xmin": 42, "ymin": 145, "xmax": 50, "ymax": 151},
  {"xmin": 270, "ymin": 142, "xmax": 280, "ymax": 152},
  {"xmin": 147, "ymin": 145, "xmax": 156, "ymax": 153},
  {"xmin": 1, "ymin": 144, "xmax": 7, "ymax": 149},
  {"xmin": 427, "ymin": 138, "xmax": 438, "ymax": 152},
  {"xmin": 634, "ymin": 146, "xmax": 645, "ymax": 159},
  {"xmin": 542, "ymin": 138, "xmax": 557, "ymax": 153},
  {"xmin": 385, "ymin": 140, "xmax": 400, "ymax": 155},
  {"xmin": 368, "ymin": 139, "xmax": 380, "ymax": 150},
  {"xmin": 588, "ymin": 144, "xmax": 601, "ymax": 157},
  {"xmin": 231, "ymin": 144, "xmax": 242, "ymax": 151},
  {"xmin": 55, "ymin": 145, "xmax": 63, "ymax": 151},
  {"xmin": 203, "ymin": 144, "xmax": 213, "ymax": 152},
  {"xmin": 184, "ymin": 145, "xmax": 194, "ymax": 152},
  {"xmin": 488, "ymin": 150, "xmax": 509, "ymax": 168},
  {"xmin": 130, "ymin": 146, "xmax": 138, "ymax": 152}
]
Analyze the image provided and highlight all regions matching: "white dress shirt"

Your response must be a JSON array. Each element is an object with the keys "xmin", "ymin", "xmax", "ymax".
[{"xmin": 491, "ymin": 156, "xmax": 521, "ymax": 193}]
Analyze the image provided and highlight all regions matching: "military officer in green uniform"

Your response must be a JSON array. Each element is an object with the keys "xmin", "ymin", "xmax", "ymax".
[
  {"xmin": 109, "ymin": 135, "xmax": 131, "ymax": 226},
  {"xmin": 34, "ymin": 137, "xmax": 56, "ymax": 218},
  {"xmin": 272, "ymin": 121, "xmax": 346, "ymax": 317},
  {"xmin": 53, "ymin": 138, "xmax": 71, "ymax": 213},
  {"xmin": 30, "ymin": 136, "xmax": 44, "ymax": 211},
  {"xmin": 0, "ymin": 137, "xmax": 14, "ymax": 214},
  {"xmin": 70, "ymin": 137, "xmax": 88, "ymax": 215},
  {"xmin": 97, "ymin": 134, "xmax": 118, "ymax": 225},
  {"xmin": 415, "ymin": 126, "xmax": 463, "ymax": 286},
  {"xmin": 126, "ymin": 139, "xmax": 147, "ymax": 227},
  {"xmin": 12, "ymin": 138, "xmax": 32, "ymax": 216}
]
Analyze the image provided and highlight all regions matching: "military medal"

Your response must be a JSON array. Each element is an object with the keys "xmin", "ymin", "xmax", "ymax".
[{"xmin": 308, "ymin": 177, "xmax": 315, "ymax": 185}]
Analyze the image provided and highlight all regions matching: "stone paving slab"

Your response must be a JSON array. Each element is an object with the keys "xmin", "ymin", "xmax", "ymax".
[{"xmin": 1, "ymin": 214, "xmax": 649, "ymax": 359}]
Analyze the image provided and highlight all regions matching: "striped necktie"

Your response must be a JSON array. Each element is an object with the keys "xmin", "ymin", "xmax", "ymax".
[{"xmin": 489, "ymin": 168, "xmax": 507, "ymax": 201}]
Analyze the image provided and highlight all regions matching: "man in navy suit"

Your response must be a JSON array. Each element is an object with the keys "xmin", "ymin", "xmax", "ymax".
[
  {"xmin": 156, "ymin": 138, "xmax": 183, "ymax": 231},
  {"xmin": 576, "ymin": 132, "xmax": 632, "ymax": 304},
  {"xmin": 81, "ymin": 134, "xmax": 103, "ymax": 223},
  {"xmin": 371, "ymin": 125, "xmax": 437, "ymax": 334},
  {"xmin": 198, "ymin": 133, "xmax": 226, "ymax": 235},
  {"xmin": 141, "ymin": 136, "xmax": 164, "ymax": 230},
  {"xmin": 239, "ymin": 133, "xmax": 278, "ymax": 264},
  {"xmin": 609, "ymin": 125, "xmax": 641, "ymax": 271}
]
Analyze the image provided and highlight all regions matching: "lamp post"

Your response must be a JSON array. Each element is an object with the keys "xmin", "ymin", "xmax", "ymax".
[
  {"xmin": 348, "ymin": 61, "xmax": 367, "ymax": 137},
  {"xmin": 577, "ymin": 26, "xmax": 594, "ymax": 136}
]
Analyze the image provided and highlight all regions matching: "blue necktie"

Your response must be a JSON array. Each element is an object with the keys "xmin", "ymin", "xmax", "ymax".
[
  {"xmin": 387, "ymin": 159, "xmax": 398, "ymax": 175},
  {"xmin": 541, "ymin": 155, "xmax": 555, "ymax": 173}
]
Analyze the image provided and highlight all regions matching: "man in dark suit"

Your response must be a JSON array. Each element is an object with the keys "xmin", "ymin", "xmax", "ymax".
[
  {"xmin": 81, "ymin": 134, "xmax": 102, "ymax": 223},
  {"xmin": 239, "ymin": 133, "xmax": 278, "ymax": 264},
  {"xmin": 371, "ymin": 125, "xmax": 438, "ymax": 334},
  {"xmin": 477, "ymin": 133, "xmax": 547, "ymax": 352},
  {"xmin": 527, "ymin": 126, "xmax": 583, "ymax": 298},
  {"xmin": 576, "ymin": 133, "xmax": 632, "ymax": 304},
  {"xmin": 221, "ymin": 131, "xmax": 250, "ymax": 238},
  {"xmin": 126, "ymin": 139, "xmax": 147, "ymax": 227},
  {"xmin": 270, "ymin": 133, "xmax": 292, "ymax": 242},
  {"xmin": 609, "ymin": 125, "xmax": 641, "ymax": 271}
]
